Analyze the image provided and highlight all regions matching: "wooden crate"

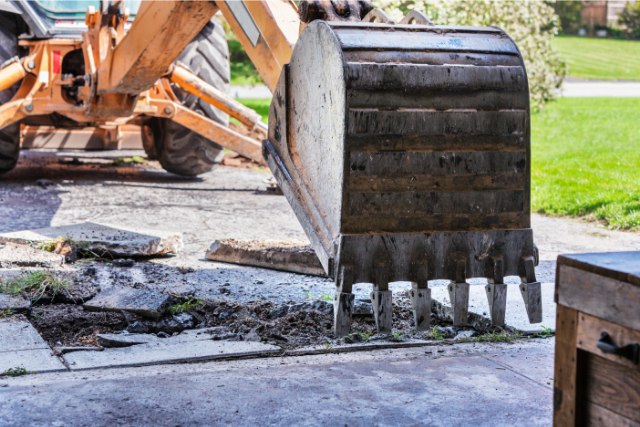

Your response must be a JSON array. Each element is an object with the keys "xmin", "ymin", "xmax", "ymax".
[{"xmin": 554, "ymin": 252, "xmax": 640, "ymax": 426}]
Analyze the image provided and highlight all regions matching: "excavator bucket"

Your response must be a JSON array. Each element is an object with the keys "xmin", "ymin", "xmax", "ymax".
[{"xmin": 264, "ymin": 20, "xmax": 540, "ymax": 335}]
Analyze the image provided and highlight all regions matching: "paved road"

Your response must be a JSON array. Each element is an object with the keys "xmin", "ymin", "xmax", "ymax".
[{"xmin": 0, "ymin": 340, "xmax": 554, "ymax": 426}]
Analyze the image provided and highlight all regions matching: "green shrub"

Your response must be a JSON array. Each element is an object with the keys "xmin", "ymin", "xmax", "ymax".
[
  {"xmin": 374, "ymin": 0, "xmax": 567, "ymax": 111},
  {"xmin": 549, "ymin": 1, "xmax": 583, "ymax": 34},
  {"xmin": 619, "ymin": 1, "xmax": 640, "ymax": 40}
]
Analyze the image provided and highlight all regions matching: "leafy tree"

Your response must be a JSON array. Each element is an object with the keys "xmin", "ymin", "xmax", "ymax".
[
  {"xmin": 619, "ymin": 1, "xmax": 640, "ymax": 39},
  {"xmin": 374, "ymin": 0, "xmax": 568, "ymax": 111},
  {"xmin": 548, "ymin": 1, "xmax": 583, "ymax": 34}
]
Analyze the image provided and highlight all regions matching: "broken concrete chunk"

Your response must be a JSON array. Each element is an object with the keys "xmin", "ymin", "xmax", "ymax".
[
  {"xmin": 205, "ymin": 239, "xmax": 326, "ymax": 277},
  {"xmin": 0, "ymin": 294, "xmax": 31, "ymax": 312},
  {"xmin": 53, "ymin": 346, "xmax": 104, "ymax": 355},
  {"xmin": 0, "ymin": 242, "xmax": 64, "ymax": 268},
  {"xmin": 83, "ymin": 286, "xmax": 171, "ymax": 319},
  {"xmin": 97, "ymin": 333, "xmax": 159, "ymax": 348},
  {"xmin": 0, "ymin": 222, "xmax": 183, "ymax": 257},
  {"xmin": 353, "ymin": 300, "xmax": 373, "ymax": 316},
  {"xmin": 152, "ymin": 313, "xmax": 195, "ymax": 334}
]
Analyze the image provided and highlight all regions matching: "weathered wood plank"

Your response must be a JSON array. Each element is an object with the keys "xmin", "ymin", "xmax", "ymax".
[
  {"xmin": 341, "ymin": 211, "xmax": 529, "ymax": 234},
  {"xmin": 348, "ymin": 190, "xmax": 525, "ymax": 216},
  {"xmin": 349, "ymin": 151, "xmax": 527, "ymax": 177},
  {"xmin": 580, "ymin": 353, "xmax": 640, "ymax": 424},
  {"xmin": 554, "ymin": 305, "xmax": 579, "ymax": 427},
  {"xmin": 346, "ymin": 63, "xmax": 526, "ymax": 91},
  {"xmin": 346, "ymin": 134, "xmax": 526, "ymax": 153},
  {"xmin": 558, "ymin": 252, "xmax": 640, "ymax": 288},
  {"xmin": 577, "ymin": 313, "xmax": 640, "ymax": 372},
  {"xmin": 558, "ymin": 266, "xmax": 640, "ymax": 332},
  {"xmin": 582, "ymin": 402, "xmax": 640, "ymax": 427},
  {"xmin": 347, "ymin": 89, "xmax": 528, "ymax": 112},
  {"xmin": 347, "ymin": 173, "xmax": 526, "ymax": 193},
  {"xmin": 348, "ymin": 110, "xmax": 527, "ymax": 136}
]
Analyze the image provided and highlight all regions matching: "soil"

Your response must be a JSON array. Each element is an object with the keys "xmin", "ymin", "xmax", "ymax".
[{"xmin": 25, "ymin": 283, "xmax": 451, "ymax": 349}]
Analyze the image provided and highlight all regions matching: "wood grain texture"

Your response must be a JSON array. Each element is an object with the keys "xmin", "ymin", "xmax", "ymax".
[
  {"xmin": 554, "ymin": 305, "xmax": 579, "ymax": 427},
  {"xmin": 582, "ymin": 402, "xmax": 640, "ymax": 427},
  {"xmin": 577, "ymin": 313, "xmax": 640, "ymax": 372},
  {"xmin": 558, "ymin": 266, "xmax": 640, "ymax": 331},
  {"xmin": 579, "ymin": 353, "xmax": 640, "ymax": 423},
  {"xmin": 558, "ymin": 252, "xmax": 640, "ymax": 287}
]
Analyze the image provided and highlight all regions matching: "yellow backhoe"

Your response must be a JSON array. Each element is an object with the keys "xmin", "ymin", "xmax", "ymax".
[{"xmin": 0, "ymin": 0, "xmax": 541, "ymax": 335}]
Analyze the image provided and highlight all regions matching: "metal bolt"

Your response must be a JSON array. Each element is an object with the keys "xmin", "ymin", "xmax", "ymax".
[
  {"xmin": 164, "ymin": 106, "xmax": 173, "ymax": 115},
  {"xmin": 25, "ymin": 104, "xmax": 33, "ymax": 112},
  {"xmin": 27, "ymin": 60, "xmax": 35, "ymax": 70}
]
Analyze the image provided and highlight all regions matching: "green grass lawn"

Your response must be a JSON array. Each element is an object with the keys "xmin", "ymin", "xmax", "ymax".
[
  {"xmin": 532, "ymin": 97, "xmax": 640, "ymax": 230},
  {"xmin": 552, "ymin": 36, "xmax": 640, "ymax": 80}
]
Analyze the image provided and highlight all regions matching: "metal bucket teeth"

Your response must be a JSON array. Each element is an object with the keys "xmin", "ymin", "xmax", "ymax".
[{"xmin": 264, "ymin": 21, "xmax": 537, "ymax": 334}]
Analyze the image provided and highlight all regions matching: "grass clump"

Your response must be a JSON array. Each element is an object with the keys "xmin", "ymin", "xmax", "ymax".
[
  {"xmin": 427, "ymin": 326, "xmax": 446, "ymax": 341},
  {"xmin": 2, "ymin": 366, "xmax": 31, "ymax": 377},
  {"xmin": 169, "ymin": 298, "xmax": 203, "ymax": 314},
  {"xmin": 36, "ymin": 235, "xmax": 73, "ymax": 252},
  {"xmin": 318, "ymin": 292, "xmax": 333, "ymax": 302},
  {"xmin": 0, "ymin": 308, "xmax": 15, "ymax": 317},
  {"xmin": 0, "ymin": 271, "xmax": 69, "ymax": 302},
  {"xmin": 110, "ymin": 156, "xmax": 147, "ymax": 167},
  {"xmin": 532, "ymin": 97, "xmax": 640, "ymax": 230},
  {"xmin": 472, "ymin": 331, "xmax": 522, "ymax": 343}
]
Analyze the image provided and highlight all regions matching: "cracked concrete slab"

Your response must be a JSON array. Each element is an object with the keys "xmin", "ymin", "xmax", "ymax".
[
  {"xmin": 0, "ymin": 316, "xmax": 50, "ymax": 353},
  {"xmin": 0, "ymin": 294, "xmax": 30, "ymax": 312},
  {"xmin": 83, "ymin": 286, "xmax": 171, "ymax": 319},
  {"xmin": 63, "ymin": 340, "xmax": 281, "ymax": 370},
  {"xmin": 0, "ymin": 222, "xmax": 183, "ymax": 257},
  {"xmin": 0, "ymin": 242, "xmax": 65, "ymax": 268},
  {"xmin": 0, "ymin": 316, "xmax": 66, "ymax": 374},
  {"xmin": 205, "ymin": 239, "xmax": 326, "ymax": 277}
]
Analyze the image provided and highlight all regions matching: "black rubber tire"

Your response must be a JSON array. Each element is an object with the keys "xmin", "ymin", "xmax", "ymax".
[
  {"xmin": 0, "ymin": 13, "xmax": 21, "ymax": 175},
  {"xmin": 142, "ymin": 18, "xmax": 230, "ymax": 176}
]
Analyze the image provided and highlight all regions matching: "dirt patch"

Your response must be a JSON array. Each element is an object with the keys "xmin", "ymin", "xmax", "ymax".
[
  {"xmin": 217, "ymin": 239, "xmax": 314, "ymax": 255},
  {"xmin": 26, "ymin": 292, "xmax": 447, "ymax": 349}
]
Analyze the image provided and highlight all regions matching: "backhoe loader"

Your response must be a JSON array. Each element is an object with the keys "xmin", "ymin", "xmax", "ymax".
[{"xmin": 0, "ymin": 0, "xmax": 541, "ymax": 336}]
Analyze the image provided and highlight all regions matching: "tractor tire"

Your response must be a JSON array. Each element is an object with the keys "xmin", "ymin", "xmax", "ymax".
[
  {"xmin": 0, "ymin": 13, "xmax": 21, "ymax": 175},
  {"xmin": 141, "ymin": 18, "xmax": 230, "ymax": 176}
]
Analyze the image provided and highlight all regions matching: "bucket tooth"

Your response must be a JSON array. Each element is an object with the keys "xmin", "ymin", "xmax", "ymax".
[
  {"xmin": 370, "ymin": 290, "xmax": 393, "ymax": 334},
  {"xmin": 333, "ymin": 265, "xmax": 354, "ymax": 336},
  {"xmin": 448, "ymin": 260, "xmax": 469, "ymax": 326},
  {"xmin": 333, "ymin": 291, "xmax": 355, "ymax": 337},
  {"xmin": 520, "ymin": 256, "xmax": 542, "ymax": 323},
  {"xmin": 485, "ymin": 257, "xmax": 507, "ymax": 326},
  {"xmin": 371, "ymin": 262, "xmax": 392, "ymax": 334},
  {"xmin": 409, "ymin": 283, "xmax": 431, "ymax": 332}
]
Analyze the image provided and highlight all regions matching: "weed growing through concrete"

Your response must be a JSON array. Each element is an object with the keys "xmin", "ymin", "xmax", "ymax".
[
  {"xmin": 36, "ymin": 235, "xmax": 72, "ymax": 252},
  {"xmin": 318, "ymin": 292, "xmax": 332, "ymax": 302},
  {"xmin": 427, "ymin": 326, "xmax": 445, "ymax": 341},
  {"xmin": 170, "ymin": 298, "xmax": 204, "ymax": 314},
  {"xmin": 111, "ymin": 156, "xmax": 147, "ymax": 167},
  {"xmin": 322, "ymin": 342, "xmax": 334, "ymax": 351},
  {"xmin": 2, "ymin": 366, "xmax": 31, "ymax": 377},
  {"xmin": 472, "ymin": 331, "xmax": 522, "ymax": 343},
  {"xmin": 537, "ymin": 326, "xmax": 554, "ymax": 338},
  {"xmin": 0, "ymin": 270, "xmax": 69, "ymax": 302},
  {"xmin": 358, "ymin": 331, "xmax": 371, "ymax": 341},
  {"xmin": 392, "ymin": 331, "xmax": 403, "ymax": 341},
  {"xmin": 0, "ymin": 308, "xmax": 15, "ymax": 317}
]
